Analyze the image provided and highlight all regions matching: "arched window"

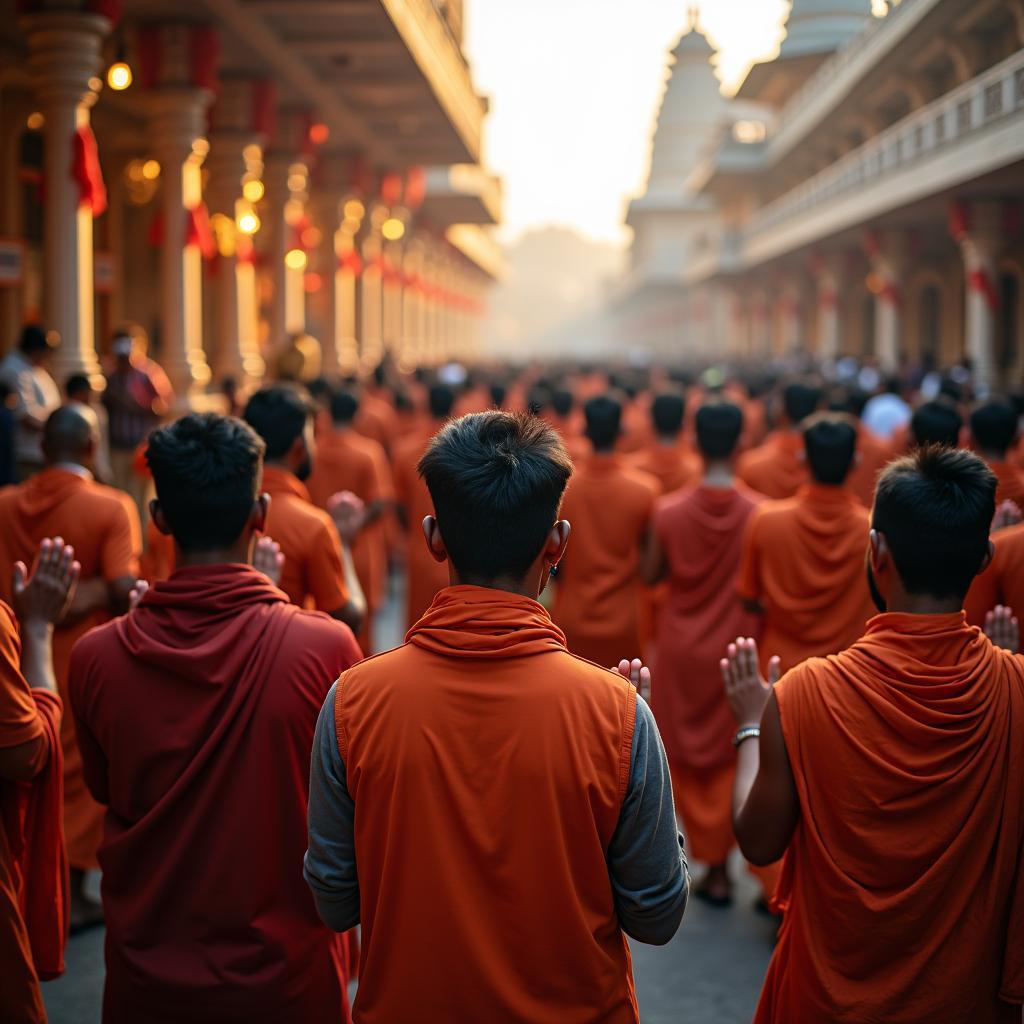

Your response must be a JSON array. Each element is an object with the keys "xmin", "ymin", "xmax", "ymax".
[{"xmin": 918, "ymin": 284, "xmax": 941, "ymax": 363}]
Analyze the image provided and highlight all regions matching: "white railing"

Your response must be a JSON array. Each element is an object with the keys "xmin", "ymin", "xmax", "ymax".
[
  {"xmin": 746, "ymin": 46, "xmax": 1024, "ymax": 242},
  {"xmin": 767, "ymin": 0, "xmax": 939, "ymax": 161}
]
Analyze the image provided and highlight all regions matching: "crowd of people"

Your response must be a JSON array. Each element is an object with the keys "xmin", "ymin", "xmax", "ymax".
[{"xmin": 1, "ymin": 335, "xmax": 1023, "ymax": 1023}]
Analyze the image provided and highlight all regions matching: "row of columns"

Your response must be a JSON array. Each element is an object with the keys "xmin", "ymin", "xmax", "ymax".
[
  {"xmin": 13, "ymin": 5, "xmax": 487, "ymax": 413},
  {"xmin": 716, "ymin": 198, "xmax": 1010, "ymax": 387}
]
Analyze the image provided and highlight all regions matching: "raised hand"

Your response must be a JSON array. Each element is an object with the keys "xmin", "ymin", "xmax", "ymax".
[
  {"xmin": 992, "ymin": 500, "xmax": 1022, "ymax": 533},
  {"xmin": 253, "ymin": 537, "xmax": 285, "ymax": 587},
  {"xmin": 327, "ymin": 491, "xmax": 367, "ymax": 548},
  {"xmin": 984, "ymin": 604, "xmax": 1019, "ymax": 654},
  {"xmin": 128, "ymin": 579, "xmax": 150, "ymax": 611},
  {"xmin": 12, "ymin": 537, "xmax": 81, "ymax": 627},
  {"xmin": 720, "ymin": 637, "xmax": 781, "ymax": 728},
  {"xmin": 611, "ymin": 658, "xmax": 652, "ymax": 702}
]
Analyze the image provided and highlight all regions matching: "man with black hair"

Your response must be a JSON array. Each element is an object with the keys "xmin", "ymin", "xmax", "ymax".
[
  {"xmin": 642, "ymin": 400, "xmax": 773, "ymax": 907},
  {"xmin": 738, "ymin": 413, "xmax": 873, "ymax": 674},
  {"xmin": 862, "ymin": 374, "xmax": 911, "ymax": 441},
  {"xmin": 0, "ymin": 405, "xmax": 140, "ymax": 926},
  {"xmin": 66, "ymin": 372, "xmax": 113, "ymax": 484},
  {"xmin": 547, "ymin": 385, "xmax": 588, "ymax": 462},
  {"xmin": 970, "ymin": 398, "xmax": 1024, "ymax": 511},
  {"xmin": 829, "ymin": 386, "xmax": 893, "ymax": 508},
  {"xmin": 722, "ymin": 446, "xmax": 1024, "ymax": 1023},
  {"xmin": 911, "ymin": 399, "xmax": 964, "ymax": 449},
  {"xmin": 553, "ymin": 395, "xmax": 659, "ymax": 666},
  {"xmin": 69, "ymin": 413, "xmax": 362, "ymax": 1024},
  {"xmin": 630, "ymin": 392, "xmax": 700, "ymax": 496},
  {"xmin": 737, "ymin": 380, "xmax": 822, "ymax": 499},
  {"xmin": 305, "ymin": 410, "xmax": 687, "ymax": 1023},
  {"xmin": 0, "ymin": 325, "xmax": 60, "ymax": 480},
  {"xmin": 308, "ymin": 387, "xmax": 394, "ymax": 652},
  {"xmin": 244, "ymin": 385, "xmax": 365, "ymax": 632},
  {"xmin": 392, "ymin": 383, "xmax": 457, "ymax": 625}
]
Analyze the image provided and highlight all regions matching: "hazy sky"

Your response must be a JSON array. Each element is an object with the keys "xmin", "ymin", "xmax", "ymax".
[{"xmin": 462, "ymin": 0, "xmax": 791, "ymax": 246}]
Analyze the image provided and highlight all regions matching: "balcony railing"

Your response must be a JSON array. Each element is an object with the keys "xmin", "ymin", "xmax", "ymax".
[{"xmin": 745, "ymin": 46, "xmax": 1024, "ymax": 249}]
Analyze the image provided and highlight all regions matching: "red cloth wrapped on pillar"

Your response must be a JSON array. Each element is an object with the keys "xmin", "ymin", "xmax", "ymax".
[
  {"xmin": 72, "ymin": 124, "xmax": 107, "ymax": 217},
  {"xmin": 338, "ymin": 250, "xmax": 362, "ymax": 277},
  {"xmin": 185, "ymin": 204, "xmax": 217, "ymax": 261}
]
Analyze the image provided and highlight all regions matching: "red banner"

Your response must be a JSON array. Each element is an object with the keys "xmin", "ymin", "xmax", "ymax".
[
  {"xmin": 72, "ymin": 125, "xmax": 107, "ymax": 216},
  {"xmin": 185, "ymin": 203, "xmax": 216, "ymax": 260}
]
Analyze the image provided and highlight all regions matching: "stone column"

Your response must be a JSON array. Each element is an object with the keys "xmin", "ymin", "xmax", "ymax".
[
  {"xmin": 750, "ymin": 288, "xmax": 770, "ymax": 357},
  {"xmin": 381, "ymin": 238, "xmax": 404, "ymax": 359},
  {"xmin": 0, "ymin": 91, "xmax": 32, "ymax": 349},
  {"xmin": 309, "ymin": 191, "xmax": 342, "ymax": 376},
  {"xmin": 206, "ymin": 79, "xmax": 267, "ymax": 387},
  {"xmin": 951, "ymin": 200, "xmax": 1001, "ymax": 394},
  {"xmin": 147, "ymin": 89, "xmax": 213, "ymax": 404},
  {"xmin": 262, "ymin": 152, "xmax": 291, "ymax": 354},
  {"xmin": 359, "ymin": 227, "xmax": 384, "ymax": 371},
  {"xmin": 813, "ymin": 253, "xmax": 841, "ymax": 362},
  {"xmin": 865, "ymin": 230, "xmax": 905, "ymax": 375},
  {"xmin": 22, "ymin": 7, "xmax": 112, "ymax": 385},
  {"xmin": 400, "ymin": 237, "xmax": 425, "ymax": 370}
]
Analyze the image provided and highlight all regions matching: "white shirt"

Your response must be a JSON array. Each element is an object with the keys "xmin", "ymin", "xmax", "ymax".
[
  {"xmin": 862, "ymin": 392, "xmax": 912, "ymax": 441},
  {"xmin": 0, "ymin": 349, "xmax": 61, "ymax": 464}
]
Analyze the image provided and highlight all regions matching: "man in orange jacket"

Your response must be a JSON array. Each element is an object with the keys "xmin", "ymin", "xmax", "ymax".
[{"xmin": 306, "ymin": 410, "xmax": 688, "ymax": 1023}]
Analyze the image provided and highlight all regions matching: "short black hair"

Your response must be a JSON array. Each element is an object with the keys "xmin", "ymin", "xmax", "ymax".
[
  {"xmin": 696, "ymin": 400, "xmax": 744, "ymax": 460},
  {"xmin": 308, "ymin": 376, "xmax": 331, "ymax": 403},
  {"xmin": 147, "ymin": 414, "xmax": 265, "ymax": 553},
  {"xmin": 243, "ymin": 385, "xmax": 313, "ymax": 460},
  {"xmin": 329, "ymin": 387, "xmax": 359, "ymax": 425},
  {"xmin": 873, "ymin": 447, "xmax": 996, "ymax": 600},
  {"xmin": 970, "ymin": 399, "xmax": 1018, "ymax": 455},
  {"xmin": 19, "ymin": 324, "xmax": 52, "ymax": 354},
  {"xmin": 651, "ymin": 393, "xmax": 685, "ymax": 437},
  {"xmin": 489, "ymin": 383, "xmax": 508, "ymax": 409},
  {"xmin": 911, "ymin": 401, "xmax": 962, "ymax": 448},
  {"xmin": 418, "ymin": 412, "xmax": 573, "ymax": 581},
  {"xmin": 551, "ymin": 389, "xmax": 574, "ymax": 417},
  {"xmin": 428, "ymin": 384, "xmax": 456, "ymax": 420},
  {"xmin": 65, "ymin": 373, "xmax": 92, "ymax": 399},
  {"xmin": 803, "ymin": 413, "xmax": 857, "ymax": 486},
  {"xmin": 584, "ymin": 394, "xmax": 621, "ymax": 451},
  {"xmin": 783, "ymin": 381, "xmax": 822, "ymax": 425}
]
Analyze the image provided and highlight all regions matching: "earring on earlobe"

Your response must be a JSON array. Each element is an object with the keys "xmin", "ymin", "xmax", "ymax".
[{"xmin": 548, "ymin": 564, "xmax": 560, "ymax": 579}]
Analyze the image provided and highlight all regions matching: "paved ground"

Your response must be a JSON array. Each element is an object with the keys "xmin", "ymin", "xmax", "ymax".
[
  {"xmin": 44, "ymin": 861, "xmax": 774, "ymax": 1023},
  {"xmin": 42, "ymin": 576, "xmax": 775, "ymax": 1021}
]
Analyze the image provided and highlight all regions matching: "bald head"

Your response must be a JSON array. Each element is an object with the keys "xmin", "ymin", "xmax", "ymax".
[{"xmin": 43, "ymin": 404, "xmax": 99, "ymax": 467}]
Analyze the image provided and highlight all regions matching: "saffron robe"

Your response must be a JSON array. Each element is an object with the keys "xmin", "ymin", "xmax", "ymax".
[
  {"xmin": 737, "ymin": 485, "xmax": 873, "ymax": 674},
  {"xmin": 68, "ymin": 565, "xmax": 362, "ymax": 1024},
  {"xmin": 0, "ymin": 602, "xmax": 67, "ymax": 1024},
  {"xmin": 553, "ymin": 454, "xmax": 658, "ymax": 666},
  {"xmin": 762, "ymin": 613, "xmax": 1024, "ymax": 1023},
  {"xmin": 0, "ymin": 468, "xmax": 140, "ymax": 869},
  {"xmin": 964, "ymin": 521, "xmax": 1024, "ymax": 626},
  {"xmin": 736, "ymin": 431, "xmax": 808, "ymax": 500},
  {"xmin": 261, "ymin": 467, "xmax": 350, "ymax": 613}
]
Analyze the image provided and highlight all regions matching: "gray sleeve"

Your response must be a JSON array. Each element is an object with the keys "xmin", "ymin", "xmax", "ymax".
[
  {"xmin": 607, "ymin": 694, "xmax": 689, "ymax": 945},
  {"xmin": 304, "ymin": 682, "xmax": 360, "ymax": 932}
]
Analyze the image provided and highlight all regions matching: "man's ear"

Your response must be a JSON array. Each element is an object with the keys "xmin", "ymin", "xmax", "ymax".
[
  {"xmin": 868, "ymin": 528, "xmax": 888, "ymax": 573},
  {"xmin": 253, "ymin": 493, "xmax": 270, "ymax": 534},
  {"xmin": 422, "ymin": 515, "xmax": 448, "ymax": 564},
  {"xmin": 151, "ymin": 499, "xmax": 172, "ymax": 537},
  {"xmin": 545, "ymin": 520, "xmax": 571, "ymax": 568}
]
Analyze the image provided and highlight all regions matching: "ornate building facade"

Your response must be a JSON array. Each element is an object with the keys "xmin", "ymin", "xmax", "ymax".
[
  {"xmin": 0, "ymin": 0, "xmax": 501, "ymax": 405},
  {"xmin": 616, "ymin": 0, "xmax": 1024, "ymax": 392}
]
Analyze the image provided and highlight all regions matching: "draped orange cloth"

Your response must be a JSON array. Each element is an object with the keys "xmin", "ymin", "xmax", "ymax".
[
  {"xmin": 737, "ymin": 485, "xmax": 873, "ymax": 674},
  {"xmin": 0, "ymin": 602, "xmax": 68, "ymax": 1024},
  {"xmin": 0, "ymin": 468, "xmax": 140, "ymax": 870},
  {"xmin": 338, "ymin": 586, "xmax": 639, "ymax": 1023},
  {"xmin": 762, "ymin": 613, "xmax": 1024, "ymax": 1023},
  {"xmin": 392, "ymin": 424, "xmax": 449, "ymax": 628},
  {"xmin": 308, "ymin": 428, "xmax": 394, "ymax": 651},
  {"xmin": 261, "ymin": 467, "xmax": 349, "ymax": 613},
  {"xmin": 354, "ymin": 390, "xmax": 398, "ymax": 455},
  {"xmin": 964, "ymin": 522, "xmax": 1024, "ymax": 626},
  {"xmin": 846, "ymin": 424, "xmax": 893, "ymax": 508},
  {"xmin": 987, "ymin": 459, "xmax": 1024, "ymax": 512},
  {"xmin": 628, "ymin": 444, "xmax": 701, "ymax": 497},
  {"xmin": 736, "ymin": 431, "xmax": 808, "ymax": 499}
]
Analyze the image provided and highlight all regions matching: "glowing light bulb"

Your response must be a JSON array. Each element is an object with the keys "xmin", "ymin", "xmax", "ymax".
[
  {"xmin": 285, "ymin": 248, "xmax": 308, "ymax": 271},
  {"xmin": 142, "ymin": 159, "xmax": 161, "ymax": 180},
  {"xmin": 381, "ymin": 217, "xmax": 406, "ymax": 241},
  {"xmin": 107, "ymin": 62, "xmax": 133, "ymax": 91},
  {"xmin": 26, "ymin": 112, "xmax": 44, "ymax": 131},
  {"xmin": 242, "ymin": 178, "xmax": 265, "ymax": 203}
]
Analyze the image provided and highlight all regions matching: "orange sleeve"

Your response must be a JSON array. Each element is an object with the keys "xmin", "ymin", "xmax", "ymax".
[
  {"xmin": 102, "ymin": 496, "xmax": 142, "ymax": 581},
  {"xmin": 736, "ymin": 512, "xmax": 762, "ymax": 602},
  {"xmin": 0, "ymin": 602, "xmax": 43, "ymax": 751},
  {"xmin": 306, "ymin": 515, "xmax": 349, "ymax": 613}
]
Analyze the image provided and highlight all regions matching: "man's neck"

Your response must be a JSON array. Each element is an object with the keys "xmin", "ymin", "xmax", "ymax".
[
  {"xmin": 981, "ymin": 449, "xmax": 1007, "ymax": 465},
  {"xmin": 590, "ymin": 445, "xmax": 615, "ymax": 456},
  {"xmin": 884, "ymin": 594, "xmax": 963, "ymax": 615},
  {"xmin": 701, "ymin": 460, "xmax": 733, "ymax": 486},
  {"xmin": 656, "ymin": 435, "xmax": 680, "ymax": 448},
  {"xmin": 175, "ymin": 539, "xmax": 253, "ymax": 569},
  {"xmin": 49, "ymin": 460, "xmax": 92, "ymax": 480},
  {"xmin": 264, "ymin": 458, "xmax": 292, "ymax": 475},
  {"xmin": 450, "ymin": 572, "xmax": 540, "ymax": 601}
]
